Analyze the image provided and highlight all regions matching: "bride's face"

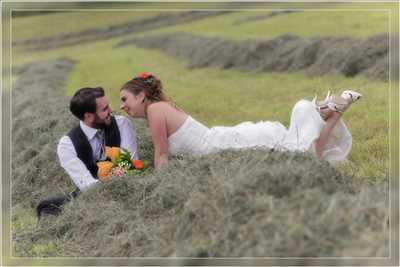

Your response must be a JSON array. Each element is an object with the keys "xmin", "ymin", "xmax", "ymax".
[{"xmin": 120, "ymin": 89, "xmax": 146, "ymax": 118}]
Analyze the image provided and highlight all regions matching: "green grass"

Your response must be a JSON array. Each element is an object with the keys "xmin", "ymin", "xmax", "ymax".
[
  {"xmin": 9, "ymin": 7, "xmax": 393, "ymax": 258},
  {"xmin": 12, "ymin": 204, "xmax": 37, "ymax": 233},
  {"xmin": 12, "ymin": 37, "xmax": 389, "ymax": 179},
  {"xmin": 11, "ymin": 6, "xmax": 391, "ymax": 180},
  {"xmin": 11, "ymin": 7, "xmax": 390, "ymax": 44},
  {"xmin": 12, "ymin": 205, "xmax": 59, "ymax": 257},
  {"xmin": 11, "ymin": 10, "xmax": 164, "ymax": 41},
  {"xmin": 141, "ymin": 10, "xmax": 389, "ymax": 40}
]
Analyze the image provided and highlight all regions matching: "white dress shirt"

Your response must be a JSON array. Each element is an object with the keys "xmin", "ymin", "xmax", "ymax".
[{"xmin": 57, "ymin": 115, "xmax": 138, "ymax": 191}]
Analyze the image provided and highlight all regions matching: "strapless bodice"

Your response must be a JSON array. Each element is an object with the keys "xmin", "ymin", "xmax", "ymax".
[{"xmin": 168, "ymin": 116, "xmax": 211, "ymax": 156}]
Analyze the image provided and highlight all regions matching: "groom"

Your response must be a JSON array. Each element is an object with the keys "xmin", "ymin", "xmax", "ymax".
[
  {"xmin": 37, "ymin": 87, "xmax": 138, "ymax": 218},
  {"xmin": 58, "ymin": 86, "xmax": 138, "ymax": 191}
]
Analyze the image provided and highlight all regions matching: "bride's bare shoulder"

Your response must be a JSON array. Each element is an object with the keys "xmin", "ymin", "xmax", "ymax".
[
  {"xmin": 148, "ymin": 101, "xmax": 172, "ymax": 113},
  {"xmin": 147, "ymin": 101, "xmax": 184, "ymax": 117},
  {"xmin": 147, "ymin": 101, "xmax": 188, "ymax": 134}
]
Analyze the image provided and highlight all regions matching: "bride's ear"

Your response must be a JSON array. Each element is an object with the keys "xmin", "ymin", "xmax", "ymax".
[{"xmin": 139, "ymin": 91, "xmax": 146, "ymax": 103}]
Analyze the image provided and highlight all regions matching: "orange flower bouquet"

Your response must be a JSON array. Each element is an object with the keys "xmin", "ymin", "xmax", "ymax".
[{"xmin": 97, "ymin": 146, "xmax": 149, "ymax": 182}]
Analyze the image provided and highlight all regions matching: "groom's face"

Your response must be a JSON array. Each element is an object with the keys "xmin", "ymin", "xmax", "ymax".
[{"xmin": 92, "ymin": 96, "xmax": 112, "ymax": 128}]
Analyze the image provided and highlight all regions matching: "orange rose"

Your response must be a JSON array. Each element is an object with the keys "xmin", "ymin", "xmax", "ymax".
[
  {"xmin": 132, "ymin": 159, "xmax": 144, "ymax": 170},
  {"xmin": 97, "ymin": 161, "xmax": 114, "ymax": 182},
  {"xmin": 105, "ymin": 146, "xmax": 120, "ymax": 163}
]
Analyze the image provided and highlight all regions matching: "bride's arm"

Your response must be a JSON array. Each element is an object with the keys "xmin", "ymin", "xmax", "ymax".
[{"xmin": 147, "ymin": 106, "xmax": 169, "ymax": 170}]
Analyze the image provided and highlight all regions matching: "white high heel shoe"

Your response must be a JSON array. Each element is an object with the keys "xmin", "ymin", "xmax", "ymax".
[
  {"xmin": 312, "ymin": 90, "xmax": 362, "ymax": 119},
  {"xmin": 340, "ymin": 90, "xmax": 362, "ymax": 105}
]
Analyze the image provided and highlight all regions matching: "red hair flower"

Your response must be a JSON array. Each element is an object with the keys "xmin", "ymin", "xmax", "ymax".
[{"xmin": 137, "ymin": 72, "xmax": 151, "ymax": 79}]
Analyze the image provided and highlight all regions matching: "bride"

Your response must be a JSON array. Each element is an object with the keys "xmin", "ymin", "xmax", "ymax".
[{"xmin": 119, "ymin": 72, "xmax": 362, "ymax": 170}]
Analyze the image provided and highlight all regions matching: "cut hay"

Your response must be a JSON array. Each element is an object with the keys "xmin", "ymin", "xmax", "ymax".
[
  {"xmin": 118, "ymin": 33, "xmax": 389, "ymax": 81},
  {"xmin": 11, "ymin": 58, "xmax": 153, "ymax": 208},
  {"xmin": 12, "ymin": 59, "xmax": 389, "ymax": 257},
  {"xmin": 18, "ymin": 149, "xmax": 389, "ymax": 257},
  {"xmin": 13, "ymin": 11, "xmax": 231, "ymax": 51}
]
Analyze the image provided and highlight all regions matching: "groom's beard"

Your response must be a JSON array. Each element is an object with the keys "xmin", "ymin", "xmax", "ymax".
[{"xmin": 92, "ymin": 113, "xmax": 112, "ymax": 129}]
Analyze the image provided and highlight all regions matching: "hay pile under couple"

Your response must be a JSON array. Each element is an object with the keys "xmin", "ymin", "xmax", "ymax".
[{"xmin": 37, "ymin": 72, "xmax": 362, "ymax": 217}]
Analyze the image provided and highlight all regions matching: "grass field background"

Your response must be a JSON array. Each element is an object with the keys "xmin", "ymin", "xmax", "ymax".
[
  {"xmin": 141, "ymin": 10, "xmax": 389, "ymax": 39},
  {"xmin": 8, "ymin": 3, "xmax": 397, "ymax": 260},
  {"xmin": 12, "ymin": 9, "xmax": 390, "ymax": 179},
  {"xmin": 12, "ymin": 11, "xmax": 164, "ymax": 40}
]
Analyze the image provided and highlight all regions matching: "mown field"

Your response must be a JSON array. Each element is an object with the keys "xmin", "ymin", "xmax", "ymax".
[
  {"xmin": 12, "ymin": 8, "xmax": 391, "ymax": 178},
  {"xmin": 8, "ymin": 2, "xmax": 397, "ymax": 263}
]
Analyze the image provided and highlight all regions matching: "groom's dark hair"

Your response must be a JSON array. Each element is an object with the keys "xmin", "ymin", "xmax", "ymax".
[{"xmin": 70, "ymin": 87, "xmax": 105, "ymax": 120}]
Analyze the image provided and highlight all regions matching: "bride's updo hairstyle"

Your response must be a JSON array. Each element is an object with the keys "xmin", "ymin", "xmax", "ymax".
[{"xmin": 121, "ymin": 72, "xmax": 168, "ymax": 102}]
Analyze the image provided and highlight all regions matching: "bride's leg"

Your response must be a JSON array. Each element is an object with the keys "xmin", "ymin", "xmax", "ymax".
[
  {"xmin": 314, "ymin": 111, "xmax": 341, "ymax": 158},
  {"xmin": 313, "ymin": 90, "xmax": 362, "ymax": 158}
]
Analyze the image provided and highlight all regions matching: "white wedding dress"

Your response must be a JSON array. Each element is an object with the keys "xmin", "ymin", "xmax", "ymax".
[{"xmin": 168, "ymin": 100, "xmax": 352, "ymax": 162}]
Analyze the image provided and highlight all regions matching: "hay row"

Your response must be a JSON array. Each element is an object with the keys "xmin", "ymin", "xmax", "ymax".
[
  {"xmin": 13, "ymin": 11, "xmax": 231, "ymax": 51},
  {"xmin": 25, "ymin": 150, "xmax": 389, "ymax": 258},
  {"xmin": 12, "ymin": 58, "xmax": 153, "ymax": 209},
  {"xmin": 12, "ymin": 59, "xmax": 389, "ymax": 258},
  {"xmin": 12, "ymin": 58, "xmax": 78, "ymax": 208},
  {"xmin": 118, "ymin": 33, "xmax": 389, "ymax": 81}
]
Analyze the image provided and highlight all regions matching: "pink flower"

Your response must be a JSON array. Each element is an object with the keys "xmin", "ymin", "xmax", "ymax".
[{"xmin": 111, "ymin": 166, "xmax": 126, "ymax": 177}]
